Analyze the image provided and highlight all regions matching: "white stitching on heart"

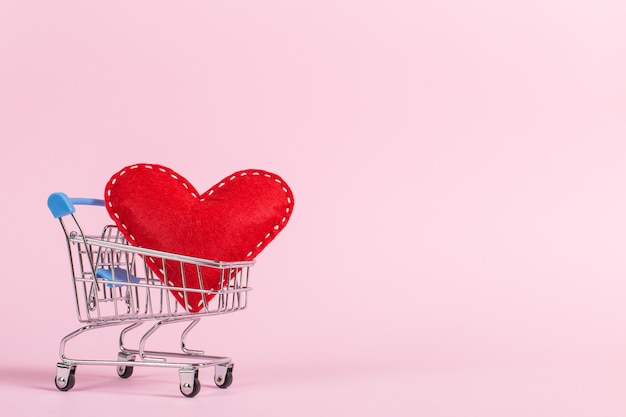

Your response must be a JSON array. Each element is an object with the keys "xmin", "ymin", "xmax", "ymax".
[{"xmin": 213, "ymin": 169, "xmax": 294, "ymax": 258}]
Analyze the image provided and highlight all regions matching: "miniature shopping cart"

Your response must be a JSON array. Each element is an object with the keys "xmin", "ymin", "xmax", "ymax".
[{"xmin": 47, "ymin": 192, "xmax": 254, "ymax": 397}]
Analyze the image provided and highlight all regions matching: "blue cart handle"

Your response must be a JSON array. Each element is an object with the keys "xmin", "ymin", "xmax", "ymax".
[{"xmin": 48, "ymin": 192, "xmax": 105, "ymax": 218}]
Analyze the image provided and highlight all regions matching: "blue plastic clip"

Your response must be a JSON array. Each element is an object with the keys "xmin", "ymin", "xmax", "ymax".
[{"xmin": 96, "ymin": 268, "xmax": 141, "ymax": 288}]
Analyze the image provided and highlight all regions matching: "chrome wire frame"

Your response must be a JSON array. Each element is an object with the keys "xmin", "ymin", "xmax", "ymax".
[{"xmin": 54, "ymin": 213, "xmax": 254, "ymax": 381}]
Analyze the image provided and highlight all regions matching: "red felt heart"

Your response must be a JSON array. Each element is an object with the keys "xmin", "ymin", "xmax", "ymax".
[{"xmin": 104, "ymin": 163, "xmax": 294, "ymax": 312}]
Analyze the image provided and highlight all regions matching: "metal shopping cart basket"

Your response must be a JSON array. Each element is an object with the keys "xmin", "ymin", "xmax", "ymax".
[{"xmin": 47, "ymin": 192, "xmax": 254, "ymax": 397}]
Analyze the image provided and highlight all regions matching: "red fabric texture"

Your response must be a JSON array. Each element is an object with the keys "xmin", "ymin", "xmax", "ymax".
[{"xmin": 104, "ymin": 163, "xmax": 294, "ymax": 312}]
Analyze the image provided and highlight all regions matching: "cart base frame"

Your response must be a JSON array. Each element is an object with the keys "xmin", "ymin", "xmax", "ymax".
[{"xmin": 54, "ymin": 317, "xmax": 234, "ymax": 397}]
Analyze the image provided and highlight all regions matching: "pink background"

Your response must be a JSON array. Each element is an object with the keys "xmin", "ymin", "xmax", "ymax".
[{"xmin": 1, "ymin": 0, "xmax": 626, "ymax": 415}]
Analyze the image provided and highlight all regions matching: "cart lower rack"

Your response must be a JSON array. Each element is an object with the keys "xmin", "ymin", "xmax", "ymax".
[{"xmin": 48, "ymin": 193, "xmax": 254, "ymax": 397}]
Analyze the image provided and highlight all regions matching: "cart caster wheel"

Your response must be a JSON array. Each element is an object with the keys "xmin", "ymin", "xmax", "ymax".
[
  {"xmin": 117, "ymin": 353, "xmax": 135, "ymax": 378},
  {"xmin": 180, "ymin": 369, "xmax": 201, "ymax": 398},
  {"xmin": 215, "ymin": 367, "xmax": 233, "ymax": 389},
  {"xmin": 55, "ymin": 364, "xmax": 76, "ymax": 392},
  {"xmin": 180, "ymin": 378, "xmax": 201, "ymax": 398},
  {"xmin": 117, "ymin": 363, "xmax": 134, "ymax": 378}
]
